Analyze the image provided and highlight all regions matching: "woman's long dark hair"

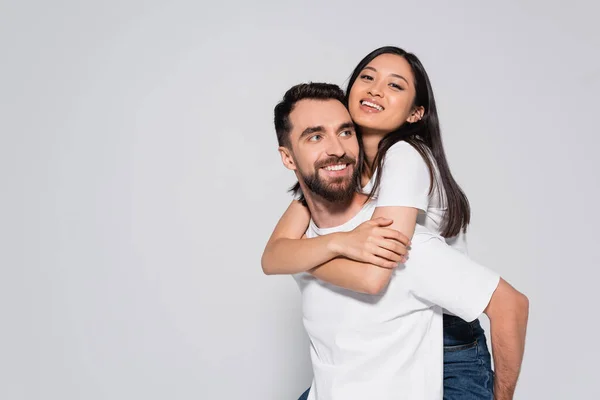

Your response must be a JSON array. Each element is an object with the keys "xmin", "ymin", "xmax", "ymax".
[{"xmin": 347, "ymin": 46, "xmax": 470, "ymax": 237}]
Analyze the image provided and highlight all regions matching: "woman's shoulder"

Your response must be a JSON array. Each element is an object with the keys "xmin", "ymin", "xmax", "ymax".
[
  {"xmin": 377, "ymin": 140, "xmax": 432, "ymax": 186},
  {"xmin": 387, "ymin": 140, "xmax": 418, "ymax": 154},
  {"xmin": 385, "ymin": 140, "xmax": 428, "ymax": 165}
]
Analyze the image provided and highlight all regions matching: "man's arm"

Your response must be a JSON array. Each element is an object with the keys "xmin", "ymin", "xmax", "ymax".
[
  {"xmin": 405, "ymin": 238, "xmax": 529, "ymax": 399},
  {"xmin": 484, "ymin": 278, "xmax": 529, "ymax": 400}
]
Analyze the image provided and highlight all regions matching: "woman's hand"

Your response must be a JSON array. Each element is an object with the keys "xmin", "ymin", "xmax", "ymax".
[{"xmin": 331, "ymin": 217, "xmax": 410, "ymax": 269}]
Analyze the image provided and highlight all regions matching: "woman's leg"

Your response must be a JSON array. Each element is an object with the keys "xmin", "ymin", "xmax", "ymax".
[{"xmin": 443, "ymin": 314, "xmax": 494, "ymax": 400}]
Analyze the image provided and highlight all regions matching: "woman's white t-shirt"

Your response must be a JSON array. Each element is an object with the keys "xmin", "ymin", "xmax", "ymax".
[{"xmin": 363, "ymin": 140, "xmax": 468, "ymax": 253}]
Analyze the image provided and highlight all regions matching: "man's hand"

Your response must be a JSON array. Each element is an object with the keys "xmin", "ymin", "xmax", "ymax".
[{"xmin": 329, "ymin": 217, "xmax": 410, "ymax": 269}]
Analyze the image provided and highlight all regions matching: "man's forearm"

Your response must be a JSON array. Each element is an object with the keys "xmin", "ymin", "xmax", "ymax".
[{"xmin": 490, "ymin": 292, "xmax": 529, "ymax": 399}]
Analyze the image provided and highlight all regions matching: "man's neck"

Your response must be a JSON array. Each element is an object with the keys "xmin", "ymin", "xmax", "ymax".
[{"xmin": 303, "ymin": 191, "xmax": 368, "ymax": 229}]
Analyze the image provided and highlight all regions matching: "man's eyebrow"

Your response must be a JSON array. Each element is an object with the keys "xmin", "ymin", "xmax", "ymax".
[
  {"xmin": 338, "ymin": 122, "xmax": 355, "ymax": 131},
  {"xmin": 363, "ymin": 66, "xmax": 409, "ymax": 85},
  {"xmin": 299, "ymin": 125, "xmax": 324, "ymax": 139},
  {"xmin": 299, "ymin": 122, "xmax": 354, "ymax": 140}
]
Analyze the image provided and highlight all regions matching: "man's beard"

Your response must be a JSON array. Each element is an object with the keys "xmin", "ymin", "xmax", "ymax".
[{"xmin": 299, "ymin": 156, "xmax": 359, "ymax": 203}]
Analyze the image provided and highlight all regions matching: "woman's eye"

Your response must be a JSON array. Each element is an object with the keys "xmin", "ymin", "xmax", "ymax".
[
  {"xmin": 360, "ymin": 74, "xmax": 373, "ymax": 81},
  {"xmin": 389, "ymin": 83, "xmax": 403, "ymax": 90}
]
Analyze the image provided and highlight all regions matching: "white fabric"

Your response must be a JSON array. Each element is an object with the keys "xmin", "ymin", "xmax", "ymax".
[
  {"xmin": 295, "ymin": 202, "xmax": 499, "ymax": 400},
  {"xmin": 292, "ymin": 141, "xmax": 467, "ymax": 254},
  {"xmin": 364, "ymin": 141, "xmax": 470, "ymax": 317},
  {"xmin": 363, "ymin": 141, "xmax": 469, "ymax": 254}
]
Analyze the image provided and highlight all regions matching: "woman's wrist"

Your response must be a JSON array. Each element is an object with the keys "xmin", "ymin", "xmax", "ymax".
[{"xmin": 326, "ymin": 232, "xmax": 348, "ymax": 258}]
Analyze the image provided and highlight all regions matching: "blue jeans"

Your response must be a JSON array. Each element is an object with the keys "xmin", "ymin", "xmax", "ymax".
[
  {"xmin": 297, "ymin": 316, "xmax": 494, "ymax": 400},
  {"xmin": 443, "ymin": 315, "xmax": 494, "ymax": 400},
  {"xmin": 298, "ymin": 387, "xmax": 310, "ymax": 400}
]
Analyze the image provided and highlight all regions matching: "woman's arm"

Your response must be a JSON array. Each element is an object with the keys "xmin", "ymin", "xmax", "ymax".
[
  {"xmin": 311, "ymin": 142, "xmax": 430, "ymax": 292},
  {"xmin": 261, "ymin": 200, "xmax": 409, "ymax": 279},
  {"xmin": 261, "ymin": 200, "xmax": 342, "ymax": 275},
  {"xmin": 263, "ymin": 142, "xmax": 427, "ymax": 291},
  {"xmin": 309, "ymin": 206, "xmax": 419, "ymax": 294},
  {"xmin": 309, "ymin": 258, "xmax": 395, "ymax": 295}
]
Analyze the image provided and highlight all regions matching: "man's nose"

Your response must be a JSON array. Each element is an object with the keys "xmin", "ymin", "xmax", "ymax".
[{"xmin": 325, "ymin": 136, "xmax": 345, "ymax": 157}]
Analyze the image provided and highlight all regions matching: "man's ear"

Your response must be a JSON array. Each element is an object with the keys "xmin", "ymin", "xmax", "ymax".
[
  {"xmin": 278, "ymin": 146, "xmax": 297, "ymax": 171},
  {"xmin": 407, "ymin": 106, "xmax": 425, "ymax": 123}
]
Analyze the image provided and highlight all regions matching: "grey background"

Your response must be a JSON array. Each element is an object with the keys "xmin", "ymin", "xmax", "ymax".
[{"xmin": 1, "ymin": 0, "xmax": 598, "ymax": 399}]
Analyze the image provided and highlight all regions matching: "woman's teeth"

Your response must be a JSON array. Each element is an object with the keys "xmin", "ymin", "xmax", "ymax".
[{"xmin": 361, "ymin": 101, "xmax": 383, "ymax": 111}]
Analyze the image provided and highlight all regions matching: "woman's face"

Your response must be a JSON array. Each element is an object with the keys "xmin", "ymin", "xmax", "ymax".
[{"xmin": 348, "ymin": 53, "xmax": 423, "ymax": 134}]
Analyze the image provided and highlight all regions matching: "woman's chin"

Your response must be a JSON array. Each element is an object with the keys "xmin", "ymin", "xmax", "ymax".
[
  {"xmin": 353, "ymin": 119, "xmax": 390, "ymax": 134},
  {"xmin": 351, "ymin": 113, "xmax": 375, "ymax": 127},
  {"xmin": 352, "ymin": 115, "xmax": 402, "ymax": 135}
]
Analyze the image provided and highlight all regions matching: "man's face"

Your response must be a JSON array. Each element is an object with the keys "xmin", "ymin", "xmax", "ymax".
[{"xmin": 279, "ymin": 99, "xmax": 360, "ymax": 202}]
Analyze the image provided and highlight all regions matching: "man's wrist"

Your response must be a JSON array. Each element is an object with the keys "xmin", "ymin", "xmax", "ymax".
[{"xmin": 494, "ymin": 381, "xmax": 515, "ymax": 400}]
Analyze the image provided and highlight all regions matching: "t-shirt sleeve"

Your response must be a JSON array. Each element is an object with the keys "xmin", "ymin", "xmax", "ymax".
[
  {"xmin": 445, "ymin": 231, "xmax": 469, "ymax": 255},
  {"xmin": 407, "ymin": 235, "xmax": 500, "ymax": 322},
  {"xmin": 376, "ymin": 142, "xmax": 431, "ymax": 212}
]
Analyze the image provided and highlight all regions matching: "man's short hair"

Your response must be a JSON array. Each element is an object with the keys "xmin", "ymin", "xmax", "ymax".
[
  {"xmin": 273, "ymin": 83, "xmax": 352, "ymax": 204},
  {"xmin": 273, "ymin": 82, "xmax": 346, "ymax": 148}
]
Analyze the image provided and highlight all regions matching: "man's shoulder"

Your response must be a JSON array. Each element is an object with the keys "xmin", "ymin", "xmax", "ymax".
[{"xmin": 306, "ymin": 201, "xmax": 375, "ymax": 238}]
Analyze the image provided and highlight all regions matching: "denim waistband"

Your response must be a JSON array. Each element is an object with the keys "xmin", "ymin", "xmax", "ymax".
[{"xmin": 443, "ymin": 314, "xmax": 481, "ymax": 328}]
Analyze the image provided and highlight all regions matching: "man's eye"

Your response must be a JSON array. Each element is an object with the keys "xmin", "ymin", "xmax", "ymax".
[
  {"xmin": 309, "ymin": 135, "xmax": 322, "ymax": 141},
  {"xmin": 339, "ymin": 130, "xmax": 353, "ymax": 137}
]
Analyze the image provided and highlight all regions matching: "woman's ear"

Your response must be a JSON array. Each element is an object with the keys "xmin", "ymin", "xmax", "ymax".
[{"xmin": 407, "ymin": 106, "xmax": 425, "ymax": 123}]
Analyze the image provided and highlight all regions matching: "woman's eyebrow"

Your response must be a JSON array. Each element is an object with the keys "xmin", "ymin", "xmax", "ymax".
[{"xmin": 363, "ymin": 66, "xmax": 409, "ymax": 85}]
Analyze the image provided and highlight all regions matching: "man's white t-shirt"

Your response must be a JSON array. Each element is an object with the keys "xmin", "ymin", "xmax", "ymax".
[
  {"xmin": 294, "ymin": 142, "xmax": 500, "ymax": 399},
  {"xmin": 295, "ymin": 202, "xmax": 499, "ymax": 399}
]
